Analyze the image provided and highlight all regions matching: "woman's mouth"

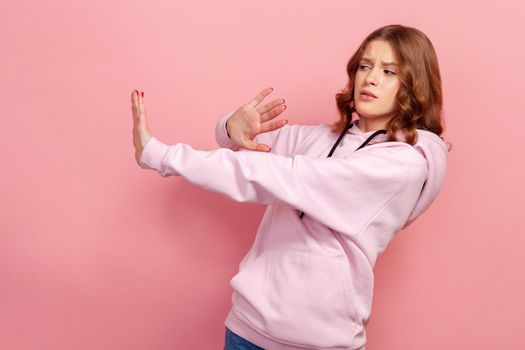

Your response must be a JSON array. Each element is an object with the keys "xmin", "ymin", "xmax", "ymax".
[{"xmin": 359, "ymin": 92, "xmax": 377, "ymax": 101}]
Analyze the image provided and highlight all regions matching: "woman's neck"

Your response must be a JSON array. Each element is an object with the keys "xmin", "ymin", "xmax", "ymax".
[{"xmin": 356, "ymin": 115, "xmax": 392, "ymax": 132}]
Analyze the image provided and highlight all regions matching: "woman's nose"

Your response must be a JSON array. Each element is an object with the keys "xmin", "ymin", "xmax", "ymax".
[{"xmin": 365, "ymin": 68, "xmax": 379, "ymax": 85}]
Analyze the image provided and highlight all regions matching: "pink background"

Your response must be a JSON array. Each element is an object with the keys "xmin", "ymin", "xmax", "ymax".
[{"xmin": 1, "ymin": 0, "xmax": 524, "ymax": 349}]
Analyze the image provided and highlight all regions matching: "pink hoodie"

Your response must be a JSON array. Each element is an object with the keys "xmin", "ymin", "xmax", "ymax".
[{"xmin": 139, "ymin": 111, "xmax": 448, "ymax": 350}]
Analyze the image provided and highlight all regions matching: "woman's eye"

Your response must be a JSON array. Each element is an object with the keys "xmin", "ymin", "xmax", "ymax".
[{"xmin": 358, "ymin": 65, "xmax": 396, "ymax": 75}]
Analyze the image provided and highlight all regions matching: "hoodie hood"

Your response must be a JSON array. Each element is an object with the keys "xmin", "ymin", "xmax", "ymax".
[{"xmin": 349, "ymin": 115, "xmax": 448, "ymax": 229}]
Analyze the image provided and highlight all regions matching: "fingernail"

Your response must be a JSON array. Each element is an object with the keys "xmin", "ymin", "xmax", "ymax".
[{"xmin": 141, "ymin": 91, "xmax": 144, "ymax": 97}]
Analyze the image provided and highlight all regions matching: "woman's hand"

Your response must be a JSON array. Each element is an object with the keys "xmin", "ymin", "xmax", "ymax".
[
  {"xmin": 226, "ymin": 87, "xmax": 287, "ymax": 152},
  {"xmin": 130, "ymin": 90, "xmax": 153, "ymax": 166}
]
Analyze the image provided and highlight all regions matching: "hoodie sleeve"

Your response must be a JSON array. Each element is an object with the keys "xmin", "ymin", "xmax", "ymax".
[
  {"xmin": 214, "ymin": 112, "xmax": 241, "ymax": 151},
  {"xmin": 214, "ymin": 111, "xmax": 321, "ymax": 157},
  {"xmin": 140, "ymin": 136, "xmax": 427, "ymax": 235}
]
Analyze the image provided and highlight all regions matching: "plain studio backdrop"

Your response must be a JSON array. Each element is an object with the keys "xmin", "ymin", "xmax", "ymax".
[{"xmin": 1, "ymin": 0, "xmax": 524, "ymax": 349}]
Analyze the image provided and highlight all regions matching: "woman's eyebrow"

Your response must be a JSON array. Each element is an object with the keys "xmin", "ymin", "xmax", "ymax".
[{"xmin": 360, "ymin": 57, "xmax": 399, "ymax": 67}]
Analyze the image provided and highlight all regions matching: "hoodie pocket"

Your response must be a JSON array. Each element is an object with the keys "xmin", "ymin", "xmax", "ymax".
[{"xmin": 230, "ymin": 249, "xmax": 358, "ymax": 349}]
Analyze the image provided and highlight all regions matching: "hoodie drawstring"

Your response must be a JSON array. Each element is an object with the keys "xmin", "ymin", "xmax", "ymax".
[{"xmin": 298, "ymin": 122, "xmax": 387, "ymax": 219}]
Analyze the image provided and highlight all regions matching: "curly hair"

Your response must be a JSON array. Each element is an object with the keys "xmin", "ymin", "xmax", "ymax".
[{"xmin": 332, "ymin": 24, "xmax": 451, "ymax": 151}]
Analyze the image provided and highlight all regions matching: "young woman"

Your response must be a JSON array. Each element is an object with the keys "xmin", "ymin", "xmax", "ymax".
[{"xmin": 131, "ymin": 24, "xmax": 450, "ymax": 350}]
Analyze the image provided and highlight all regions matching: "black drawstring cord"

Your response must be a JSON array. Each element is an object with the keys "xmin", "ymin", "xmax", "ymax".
[
  {"xmin": 298, "ymin": 123, "xmax": 387, "ymax": 219},
  {"xmin": 326, "ymin": 121, "xmax": 356, "ymax": 157}
]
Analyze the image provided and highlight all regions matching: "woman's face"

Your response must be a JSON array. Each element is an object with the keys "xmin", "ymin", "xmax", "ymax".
[{"xmin": 353, "ymin": 40, "xmax": 401, "ymax": 124}]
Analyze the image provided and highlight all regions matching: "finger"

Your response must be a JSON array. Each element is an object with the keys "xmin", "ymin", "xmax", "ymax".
[
  {"xmin": 132, "ymin": 89, "xmax": 140, "ymax": 100},
  {"xmin": 247, "ymin": 87, "xmax": 273, "ymax": 108},
  {"xmin": 131, "ymin": 90, "xmax": 137, "ymax": 108},
  {"xmin": 259, "ymin": 118, "xmax": 288, "ymax": 134},
  {"xmin": 138, "ymin": 91, "xmax": 146, "ymax": 121},
  {"xmin": 260, "ymin": 103, "xmax": 287, "ymax": 123},
  {"xmin": 243, "ymin": 139, "xmax": 272, "ymax": 152},
  {"xmin": 255, "ymin": 97, "xmax": 285, "ymax": 116},
  {"xmin": 254, "ymin": 143, "xmax": 272, "ymax": 152},
  {"xmin": 131, "ymin": 90, "xmax": 140, "ymax": 122}
]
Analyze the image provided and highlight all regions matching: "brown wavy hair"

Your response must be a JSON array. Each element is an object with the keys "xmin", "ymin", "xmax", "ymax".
[{"xmin": 332, "ymin": 24, "xmax": 451, "ymax": 151}]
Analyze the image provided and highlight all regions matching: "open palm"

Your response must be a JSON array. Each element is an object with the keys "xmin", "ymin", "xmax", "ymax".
[
  {"xmin": 226, "ymin": 87, "xmax": 288, "ymax": 152},
  {"xmin": 130, "ymin": 90, "xmax": 152, "ymax": 166}
]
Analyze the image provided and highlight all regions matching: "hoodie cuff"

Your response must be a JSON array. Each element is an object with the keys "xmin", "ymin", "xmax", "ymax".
[
  {"xmin": 215, "ymin": 111, "xmax": 240, "ymax": 151},
  {"xmin": 139, "ymin": 136, "xmax": 173, "ymax": 174}
]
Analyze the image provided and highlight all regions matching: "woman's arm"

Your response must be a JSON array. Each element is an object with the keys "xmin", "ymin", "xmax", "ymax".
[{"xmin": 139, "ymin": 136, "xmax": 427, "ymax": 236}]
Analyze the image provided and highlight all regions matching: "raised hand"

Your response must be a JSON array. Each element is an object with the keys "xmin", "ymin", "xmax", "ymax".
[
  {"xmin": 226, "ymin": 87, "xmax": 288, "ymax": 152},
  {"xmin": 130, "ymin": 90, "xmax": 153, "ymax": 166}
]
